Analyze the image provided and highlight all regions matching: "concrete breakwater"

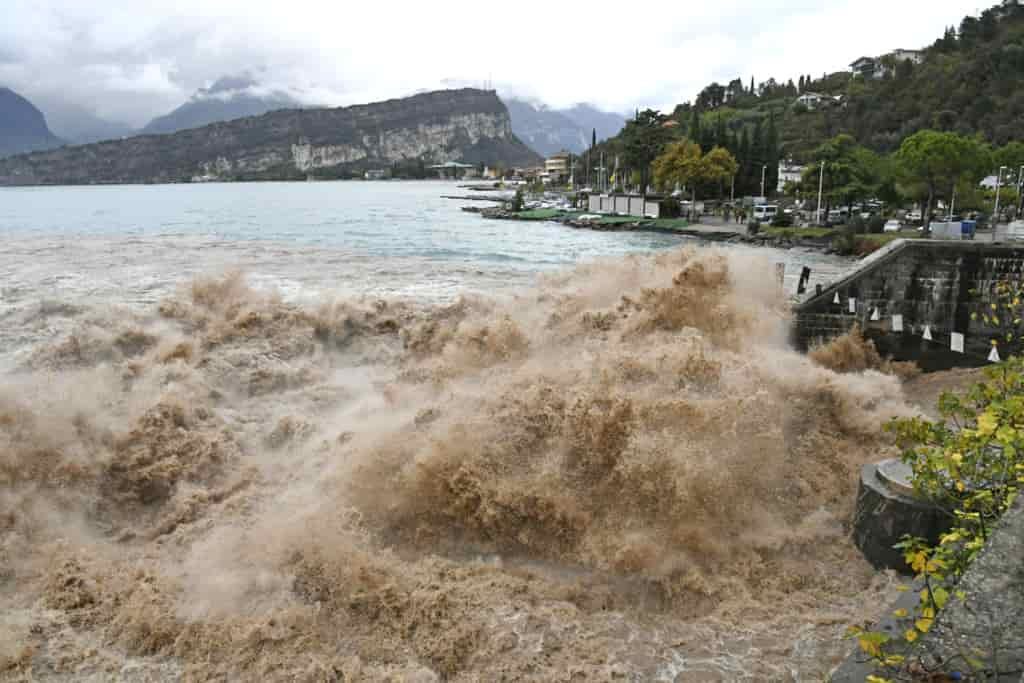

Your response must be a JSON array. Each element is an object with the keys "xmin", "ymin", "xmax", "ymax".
[{"xmin": 795, "ymin": 240, "xmax": 1024, "ymax": 370}]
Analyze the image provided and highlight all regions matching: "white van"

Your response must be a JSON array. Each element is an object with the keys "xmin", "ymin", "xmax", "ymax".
[{"xmin": 753, "ymin": 204, "xmax": 778, "ymax": 224}]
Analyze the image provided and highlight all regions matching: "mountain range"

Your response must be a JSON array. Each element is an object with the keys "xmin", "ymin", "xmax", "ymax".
[
  {"xmin": 139, "ymin": 75, "xmax": 303, "ymax": 136},
  {"xmin": 0, "ymin": 89, "xmax": 541, "ymax": 185},
  {"xmin": 0, "ymin": 88, "xmax": 64, "ymax": 157},
  {"xmin": 0, "ymin": 76, "xmax": 627, "ymax": 161},
  {"xmin": 505, "ymin": 98, "xmax": 626, "ymax": 156}
]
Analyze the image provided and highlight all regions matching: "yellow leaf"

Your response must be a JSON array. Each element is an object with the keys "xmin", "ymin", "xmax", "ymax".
[
  {"xmin": 940, "ymin": 532, "xmax": 961, "ymax": 545},
  {"xmin": 895, "ymin": 584, "xmax": 910, "ymax": 592},
  {"xmin": 916, "ymin": 617, "xmax": 933, "ymax": 633},
  {"xmin": 957, "ymin": 481, "xmax": 966, "ymax": 492},
  {"xmin": 893, "ymin": 608, "xmax": 909, "ymax": 618},
  {"xmin": 951, "ymin": 452, "xmax": 964, "ymax": 466},
  {"xmin": 910, "ymin": 551, "xmax": 927, "ymax": 573},
  {"xmin": 859, "ymin": 637, "xmax": 881, "ymax": 657},
  {"xmin": 978, "ymin": 412, "xmax": 998, "ymax": 436},
  {"xmin": 905, "ymin": 629, "xmax": 918, "ymax": 642}
]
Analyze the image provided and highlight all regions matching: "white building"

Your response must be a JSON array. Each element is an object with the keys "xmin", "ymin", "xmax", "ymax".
[
  {"xmin": 889, "ymin": 49, "xmax": 924, "ymax": 65},
  {"xmin": 778, "ymin": 162, "xmax": 805, "ymax": 194},
  {"xmin": 795, "ymin": 92, "xmax": 824, "ymax": 110}
]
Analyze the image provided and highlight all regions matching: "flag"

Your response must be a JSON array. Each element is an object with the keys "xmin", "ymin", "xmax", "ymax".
[{"xmin": 951, "ymin": 332, "xmax": 964, "ymax": 353}]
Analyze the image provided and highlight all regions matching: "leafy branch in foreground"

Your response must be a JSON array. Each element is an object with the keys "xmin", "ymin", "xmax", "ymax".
[{"xmin": 849, "ymin": 358, "xmax": 1024, "ymax": 682}]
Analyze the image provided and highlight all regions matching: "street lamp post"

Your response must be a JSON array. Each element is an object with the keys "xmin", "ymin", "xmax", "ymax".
[
  {"xmin": 816, "ymin": 162, "xmax": 826, "ymax": 226},
  {"xmin": 730, "ymin": 173, "xmax": 735, "ymax": 203},
  {"xmin": 994, "ymin": 165, "xmax": 1008, "ymax": 227},
  {"xmin": 760, "ymin": 165, "xmax": 767, "ymax": 198},
  {"xmin": 1018, "ymin": 165, "xmax": 1024, "ymax": 219}
]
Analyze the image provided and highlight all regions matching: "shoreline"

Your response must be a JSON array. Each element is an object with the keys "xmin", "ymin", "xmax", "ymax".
[{"xmin": 468, "ymin": 205, "xmax": 842, "ymax": 253}]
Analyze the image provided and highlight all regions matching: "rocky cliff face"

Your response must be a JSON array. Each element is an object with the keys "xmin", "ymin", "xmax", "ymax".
[{"xmin": 0, "ymin": 89, "xmax": 540, "ymax": 185}]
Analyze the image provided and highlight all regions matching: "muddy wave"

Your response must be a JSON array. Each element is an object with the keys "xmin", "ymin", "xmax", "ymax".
[{"xmin": 0, "ymin": 247, "xmax": 909, "ymax": 680}]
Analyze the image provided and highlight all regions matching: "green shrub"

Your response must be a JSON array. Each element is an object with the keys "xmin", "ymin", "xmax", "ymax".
[
  {"xmin": 852, "ymin": 358, "xmax": 1024, "ymax": 678},
  {"xmin": 660, "ymin": 196, "xmax": 682, "ymax": 218},
  {"xmin": 510, "ymin": 189, "xmax": 525, "ymax": 213},
  {"xmin": 771, "ymin": 212, "xmax": 794, "ymax": 227},
  {"xmin": 746, "ymin": 220, "xmax": 761, "ymax": 235}
]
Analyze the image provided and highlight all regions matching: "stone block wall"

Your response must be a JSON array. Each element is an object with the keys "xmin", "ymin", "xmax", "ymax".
[{"xmin": 795, "ymin": 240, "xmax": 1024, "ymax": 367}]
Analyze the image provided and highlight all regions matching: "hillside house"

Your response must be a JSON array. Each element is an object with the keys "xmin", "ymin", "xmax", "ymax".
[
  {"xmin": 889, "ymin": 49, "xmax": 924, "ymax": 65},
  {"xmin": 852, "ymin": 50, "xmax": 924, "ymax": 79},
  {"xmin": 796, "ymin": 92, "xmax": 824, "ymax": 109},
  {"xmin": 850, "ymin": 57, "xmax": 877, "ymax": 78}
]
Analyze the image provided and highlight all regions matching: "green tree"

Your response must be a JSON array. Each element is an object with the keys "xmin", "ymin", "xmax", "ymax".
[
  {"xmin": 700, "ymin": 146, "xmax": 740, "ymax": 197},
  {"xmin": 653, "ymin": 141, "xmax": 738, "ymax": 206},
  {"xmin": 802, "ymin": 134, "xmax": 881, "ymax": 225},
  {"xmin": 652, "ymin": 139, "xmax": 703, "ymax": 194},
  {"xmin": 896, "ymin": 130, "xmax": 991, "ymax": 228},
  {"xmin": 621, "ymin": 109, "xmax": 677, "ymax": 194}
]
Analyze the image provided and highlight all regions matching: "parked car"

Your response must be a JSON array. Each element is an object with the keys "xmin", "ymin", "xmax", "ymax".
[
  {"xmin": 906, "ymin": 210, "xmax": 923, "ymax": 221},
  {"xmin": 883, "ymin": 219, "xmax": 902, "ymax": 232}
]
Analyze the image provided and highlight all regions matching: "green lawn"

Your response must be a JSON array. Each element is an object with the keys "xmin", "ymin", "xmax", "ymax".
[
  {"xmin": 513, "ymin": 208, "xmax": 570, "ymax": 220},
  {"xmin": 649, "ymin": 218, "xmax": 691, "ymax": 230}
]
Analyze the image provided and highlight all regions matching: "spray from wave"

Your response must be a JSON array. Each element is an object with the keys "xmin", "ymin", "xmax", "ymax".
[{"xmin": 0, "ymin": 247, "xmax": 912, "ymax": 680}]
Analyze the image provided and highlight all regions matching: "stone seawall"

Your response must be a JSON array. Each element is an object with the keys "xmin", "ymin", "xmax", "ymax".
[{"xmin": 795, "ymin": 240, "xmax": 1024, "ymax": 369}]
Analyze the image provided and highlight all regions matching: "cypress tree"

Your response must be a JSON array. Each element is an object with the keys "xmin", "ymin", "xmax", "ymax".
[
  {"xmin": 751, "ymin": 119, "xmax": 764, "ymax": 195},
  {"xmin": 689, "ymin": 108, "xmax": 701, "ymax": 143},
  {"xmin": 715, "ymin": 113, "xmax": 726, "ymax": 148},
  {"xmin": 765, "ymin": 113, "xmax": 780, "ymax": 196},
  {"xmin": 737, "ymin": 128, "xmax": 751, "ymax": 196}
]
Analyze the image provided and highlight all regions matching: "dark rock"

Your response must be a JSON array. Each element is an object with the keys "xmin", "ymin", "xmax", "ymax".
[{"xmin": 852, "ymin": 461, "xmax": 952, "ymax": 573}]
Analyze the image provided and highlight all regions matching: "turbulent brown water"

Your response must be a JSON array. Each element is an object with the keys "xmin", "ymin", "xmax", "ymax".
[{"xmin": 0, "ymin": 246, "xmax": 913, "ymax": 681}]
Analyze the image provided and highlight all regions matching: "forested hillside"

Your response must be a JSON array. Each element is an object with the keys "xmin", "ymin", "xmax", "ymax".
[{"xmin": 587, "ymin": 1, "xmax": 1024, "ymax": 198}]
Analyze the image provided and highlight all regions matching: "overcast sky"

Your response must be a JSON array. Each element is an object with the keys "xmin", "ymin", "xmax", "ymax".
[{"xmin": 1, "ymin": 0, "xmax": 983, "ymax": 126}]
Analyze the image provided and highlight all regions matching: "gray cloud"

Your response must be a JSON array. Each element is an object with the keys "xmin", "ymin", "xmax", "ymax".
[{"xmin": 1, "ymin": 0, "xmax": 982, "ymax": 128}]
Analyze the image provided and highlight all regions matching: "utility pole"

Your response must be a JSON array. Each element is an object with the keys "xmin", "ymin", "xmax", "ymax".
[
  {"xmin": 994, "ymin": 165, "xmax": 1007, "ymax": 227},
  {"xmin": 730, "ymin": 173, "xmax": 735, "ymax": 203},
  {"xmin": 761, "ymin": 164, "xmax": 767, "ymax": 198},
  {"xmin": 816, "ymin": 162, "xmax": 826, "ymax": 226}
]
